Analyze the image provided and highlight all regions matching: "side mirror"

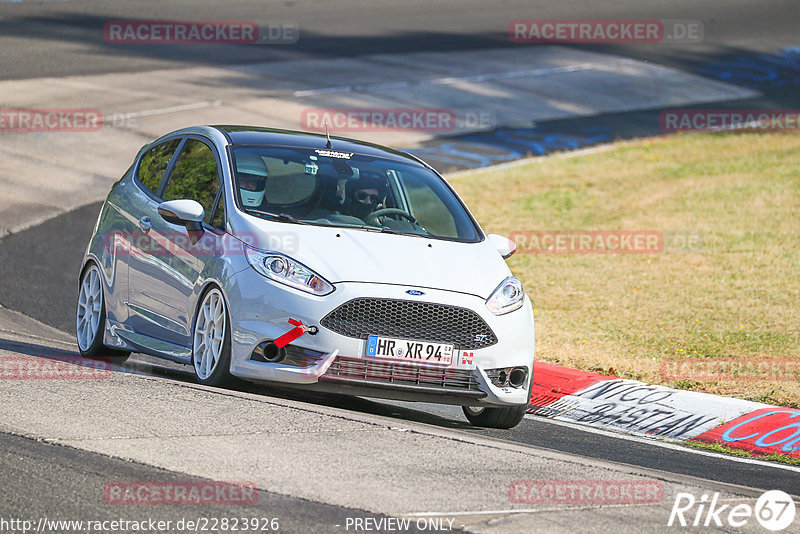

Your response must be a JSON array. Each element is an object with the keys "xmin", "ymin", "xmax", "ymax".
[
  {"xmin": 487, "ymin": 234, "xmax": 517, "ymax": 259},
  {"xmin": 158, "ymin": 199, "xmax": 205, "ymax": 232}
]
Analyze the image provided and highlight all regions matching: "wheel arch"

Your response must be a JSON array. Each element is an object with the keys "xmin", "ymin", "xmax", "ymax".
[{"xmin": 78, "ymin": 254, "xmax": 100, "ymax": 285}]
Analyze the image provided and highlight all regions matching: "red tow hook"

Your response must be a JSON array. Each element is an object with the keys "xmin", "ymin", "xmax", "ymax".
[{"xmin": 273, "ymin": 318, "xmax": 308, "ymax": 348}]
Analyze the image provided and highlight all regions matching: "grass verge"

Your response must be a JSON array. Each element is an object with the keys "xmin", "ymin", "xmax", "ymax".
[
  {"xmin": 685, "ymin": 440, "xmax": 800, "ymax": 466},
  {"xmin": 451, "ymin": 132, "xmax": 800, "ymax": 407}
]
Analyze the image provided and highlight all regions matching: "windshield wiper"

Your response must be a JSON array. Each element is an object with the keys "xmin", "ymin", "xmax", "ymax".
[
  {"xmin": 353, "ymin": 225, "xmax": 419, "ymax": 237},
  {"xmin": 341, "ymin": 224, "xmax": 396, "ymax": 234},
  {"xmin": 248, "ymin": 210, "xmax": 309, "ymax": 225}
]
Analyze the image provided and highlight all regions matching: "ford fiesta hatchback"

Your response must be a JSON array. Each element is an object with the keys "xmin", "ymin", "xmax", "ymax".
[{"xmin": 76, "ymin": 126, "xmax": 535, "ymax": 428}]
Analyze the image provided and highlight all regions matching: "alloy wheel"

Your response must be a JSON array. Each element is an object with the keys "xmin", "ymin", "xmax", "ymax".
[
  {"xmin": 193, "ymin": 288, "xmax": 227, "ymax": 380},
  {"xmin": 77, "ymin": 265, "xmax": 103, "ymax": 351}
]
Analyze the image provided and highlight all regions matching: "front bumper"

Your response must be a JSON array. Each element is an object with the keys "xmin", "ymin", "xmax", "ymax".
[{"xmin": 225, "ymin": 269, "xmax": 535, "ymax": 407}]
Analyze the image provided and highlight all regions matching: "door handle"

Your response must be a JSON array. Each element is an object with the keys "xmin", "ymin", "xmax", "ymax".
[{"xmin": 138, "ymin": 216, "xmax": 152, "ymax": 233}]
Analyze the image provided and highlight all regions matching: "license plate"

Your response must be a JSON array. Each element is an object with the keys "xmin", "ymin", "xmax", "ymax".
[{"xmin": 365, "ymin": 335, "xmax": 453, "ymax": 365}]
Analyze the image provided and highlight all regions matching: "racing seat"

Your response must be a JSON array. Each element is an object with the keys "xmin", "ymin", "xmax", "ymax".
[{"xmin": 302, "ymin": 175, "xmax": 344, "ymax": 220}]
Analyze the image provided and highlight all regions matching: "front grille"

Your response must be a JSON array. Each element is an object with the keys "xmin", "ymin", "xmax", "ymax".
[
  {"xmin": 320, "ymin": 298, "xmax": 497, "ymax": 350},
  {"xmin": 323, "ymin": 356, "xmax": 480, "ymax": 390}
]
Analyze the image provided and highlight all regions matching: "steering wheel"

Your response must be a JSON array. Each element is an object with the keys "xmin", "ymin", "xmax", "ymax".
[{"xmin": 365, "ymin": 208, "xmax": 416, "ymax": 226}]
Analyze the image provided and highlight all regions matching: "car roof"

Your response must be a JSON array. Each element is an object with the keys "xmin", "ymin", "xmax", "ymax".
[{"xmin": 211, "ymin": 125, "xmax": 427, "ymax": 166}]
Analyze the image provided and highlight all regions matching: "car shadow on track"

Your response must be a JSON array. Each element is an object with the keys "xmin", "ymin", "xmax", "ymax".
[
  {"xmin": 0, "ymin": 337, "xmax": 194, "ymax": 383},
  {"xmin": 231, "ymin": 375, "xmax": 474, "ymax": 429},
  {"xmin": 0, "ymin": 337, "xmax": 474, "ymax": 429}
]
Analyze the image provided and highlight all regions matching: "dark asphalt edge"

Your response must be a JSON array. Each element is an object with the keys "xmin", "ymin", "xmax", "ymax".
[
  {"xmin": 2, "ymin": 323, "xmax": 800, "ymax": 498},
  {"xmin": 1, "ymin": 178, "xmax": 799, "ymax": 495},
  {"xmin": 0, "ymin": 430, "xmax": 443, "ymax": 533}
]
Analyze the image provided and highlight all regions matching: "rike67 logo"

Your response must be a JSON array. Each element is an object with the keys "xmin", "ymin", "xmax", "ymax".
[{"xmin": 668, "ymin": 490, "xmax": 796, "ymax": 531}]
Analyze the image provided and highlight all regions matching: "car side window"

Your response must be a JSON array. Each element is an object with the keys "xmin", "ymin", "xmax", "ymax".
[
  {"xmin": 162, "ymin": 139, "xmax": 221, "ymax": 223},
  {"xmin": 136, "ymin": 139, "xmax": 181, "ymax": 195}
]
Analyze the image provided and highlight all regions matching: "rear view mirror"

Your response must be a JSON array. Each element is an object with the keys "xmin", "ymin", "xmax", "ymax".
[
  {"xmin": 158, "ymin": 199, "xmax": 205, "ymax": 232},
  {"xmin": 332, "ymin": 158, "xmax": 354, "ymax": 177},
  {"xmin": 487, "ymin": 234, "xmax": 517, "ymax": 259}
]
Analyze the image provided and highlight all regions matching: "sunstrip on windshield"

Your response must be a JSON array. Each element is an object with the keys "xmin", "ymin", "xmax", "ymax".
[{"xmin": 314, "ymin": 149, "xmax": 352, "ymax": 159}]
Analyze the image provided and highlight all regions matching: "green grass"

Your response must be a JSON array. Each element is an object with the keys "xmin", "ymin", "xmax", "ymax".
[
  {"xmin": 685, "ymin": 440, "xmax": 800, "ymax": 466},
  {"xmin": 450, "ymin": 132, "xmax": 800, "ymax": 406}
]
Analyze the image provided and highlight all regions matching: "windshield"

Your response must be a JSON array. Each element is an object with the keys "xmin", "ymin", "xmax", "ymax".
[{"xmin": 230, "ymin": 145, "xmax": 481, "ymax": 242}]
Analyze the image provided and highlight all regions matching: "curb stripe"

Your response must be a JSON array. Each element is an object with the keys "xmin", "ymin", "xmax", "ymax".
[
  {"xmin": 528, "ymin": 361, "xmax": 616, "ymax": 410},
  {"xmin": 693, "ymin": 408, "xmax": 800, "ymax": 459},
  {"xmin": 528, "ymin": 361, "xmax": 798, "ymax": 458}
]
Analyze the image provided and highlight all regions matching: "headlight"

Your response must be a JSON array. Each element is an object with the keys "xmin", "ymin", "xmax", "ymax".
[
  {"xmin": 245, "ymin": 246, "xmax": 334, "ymax": 296},
  {"xmin": 486, "ymin": 276, "xmax": 525, "ymax": 315}
]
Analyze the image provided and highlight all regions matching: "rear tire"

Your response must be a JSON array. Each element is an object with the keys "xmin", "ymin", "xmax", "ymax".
[
  {"xmin": 76, "ymin": 263, "xmax": 130, "ymax": 363},
  {"xmin": 462, "ymin": 404, "xmax": 528, "ymax": 429}
]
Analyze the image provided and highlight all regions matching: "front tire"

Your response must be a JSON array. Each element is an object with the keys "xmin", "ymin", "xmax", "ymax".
[
  {"xmin": 462, "ymin": 404, "xmax": 528, "ymax": 429},
  {"xmin": 76, "ymin": 263, "xmax": 130, "ymax": 363},
  {"xmin": 192, "ymin": 287, "xmax": 235, "ymax": 387}
]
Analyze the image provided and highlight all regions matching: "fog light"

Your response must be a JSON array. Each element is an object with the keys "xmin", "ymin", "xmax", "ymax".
[{"xmin": 498, "ymin": 370, "xmax": 508, "ymax": 385}]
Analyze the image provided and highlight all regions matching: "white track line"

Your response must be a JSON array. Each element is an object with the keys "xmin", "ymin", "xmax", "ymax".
[
  {"xmin": 402, "ymin": 496, "xmax": 754, "ymax": 519},
  {"xmin": 525, "ymin": 414, "xmax": 800, "ymax": 473},
  {"xmin": 402, "ymin": 502, "xmax": 665, "ymax": 518},
  {"xmin": 293, "ymin": 64, "xmax": 594, "ymax": 97},
  {"xmin": 100, "ymin": 100, "xmax": 223, "ymax": 123}
]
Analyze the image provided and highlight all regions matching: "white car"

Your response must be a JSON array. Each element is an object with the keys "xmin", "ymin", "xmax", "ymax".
[{"xmin": 77, "ymin": 126, "xmax": 535, "ymax": 428}]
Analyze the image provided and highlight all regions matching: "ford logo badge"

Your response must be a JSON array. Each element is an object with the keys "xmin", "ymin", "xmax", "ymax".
[{"xmin": 405, "ymin": 290, "xmax": 425, "ymax": 296}]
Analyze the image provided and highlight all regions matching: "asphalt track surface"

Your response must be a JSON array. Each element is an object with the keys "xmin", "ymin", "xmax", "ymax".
[
  {"xmin": 0, "ymin": 201, "xmax": 798, "ymax": 497},
  {"xmin": 2, "ymin": 0, "xmax": 798, "ymax": 331},
  {"xmin": 1, "ymin": 1, "xmax": 800, "ymax": 530},
  {"xmin": 0, "ymin": 0, "xmax": 797, "ymax": 80},
  {"xmin": 0, "ymin": 432, "xmax": 414, "ymax": 534}
]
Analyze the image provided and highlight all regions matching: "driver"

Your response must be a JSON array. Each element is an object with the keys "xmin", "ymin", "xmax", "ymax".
[
  {"xmin": 236, "ymin": 154, "xmax": 269, "ymax": 207},
  {"xmin": 343, "ymin": 171, "xmax": 388, "ymax": 221}
]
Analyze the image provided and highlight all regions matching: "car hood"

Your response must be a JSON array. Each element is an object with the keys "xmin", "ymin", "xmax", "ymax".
[{"xmin": 233, "ymin": 215, "xmax": 511, "ymax": 299}]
